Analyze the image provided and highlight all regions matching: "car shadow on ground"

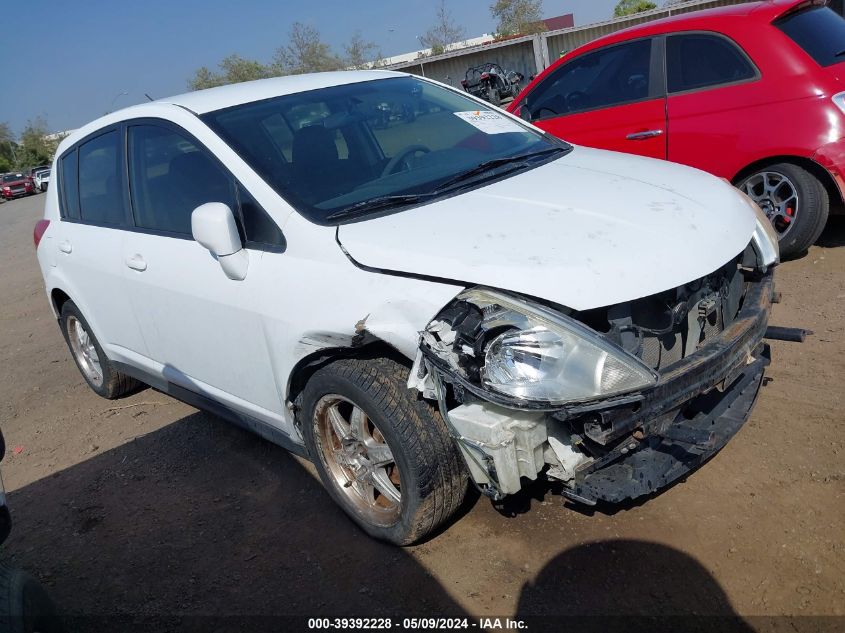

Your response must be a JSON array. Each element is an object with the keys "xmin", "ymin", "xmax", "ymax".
[
  {"xmin": 3, "ymin": 411, "xmax": 762, "ymax": 632},
  {"xmin": 4, "ymin": 412, "xmax": 467, "ymax": 631},
  {"xmin": 817, "ymin": 216, "xmax": 845, "ymax": 248}
]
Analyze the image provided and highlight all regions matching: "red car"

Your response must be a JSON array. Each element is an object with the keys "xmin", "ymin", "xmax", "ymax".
[
  {"xmin": 509, "ymin": 0, "xmax": 845, "ymax": 256},
  {"xmin": 1, "ymin": 172, "xmax": 35, "ymax": 200}
]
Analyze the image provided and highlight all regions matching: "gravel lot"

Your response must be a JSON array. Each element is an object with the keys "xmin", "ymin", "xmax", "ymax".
[{"xmin": 0, "ymin": 192, "xmax": 843, "ymax": 631}]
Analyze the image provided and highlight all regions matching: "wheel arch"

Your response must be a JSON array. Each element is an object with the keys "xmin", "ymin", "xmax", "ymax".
[
  {"xmin": 50, "ymin": 287, "xmax": 72, "ymax": 318},
  {"xmin": 286, "ymin": 338, "xmax": 413, "ymax": 416},
  {"xmin": 732, "ymin": 155, "xmax": 843, "ymax": 214}
]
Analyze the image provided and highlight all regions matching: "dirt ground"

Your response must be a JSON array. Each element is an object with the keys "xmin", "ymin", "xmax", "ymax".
[{"xmin": 0, "ymin": 193, "xmax": 843, "ymax": 631}]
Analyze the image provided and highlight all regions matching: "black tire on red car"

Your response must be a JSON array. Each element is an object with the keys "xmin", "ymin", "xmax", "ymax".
[{"xmin": 737, "ymin": 163, "xmax": 829, "ymax": 258}]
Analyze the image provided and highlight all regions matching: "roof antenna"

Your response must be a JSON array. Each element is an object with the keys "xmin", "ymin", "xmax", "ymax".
[{"xmin": 144, "ymin": 93, "xmax": 154, "ymax": 102}]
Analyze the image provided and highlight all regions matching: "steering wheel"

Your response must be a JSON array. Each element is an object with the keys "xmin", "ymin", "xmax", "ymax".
[
  {"xmin": 381, "ymin": 144, "xmax": 431, "ymax": 177},
  {"xmin": 564, "ymin": 90, "xmax": 588, "ymax": 112}
]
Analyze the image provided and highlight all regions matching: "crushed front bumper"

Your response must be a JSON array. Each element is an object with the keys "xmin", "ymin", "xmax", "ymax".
[{"xmin": 564, "ymin": 272, "xmax": 773, "ymax": 505}]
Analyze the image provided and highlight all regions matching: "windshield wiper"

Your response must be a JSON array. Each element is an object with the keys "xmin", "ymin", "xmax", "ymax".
[
  {"xmin": 431, "ymin": 146, "xmax": 566, "ymax": 194},
  {"xmin": 324, "ymin": 193, "xmax": 431, "ymax": 221},
  {"xmin": 324, "ymin": 146, "xmax": 566, "ymax": 222}
]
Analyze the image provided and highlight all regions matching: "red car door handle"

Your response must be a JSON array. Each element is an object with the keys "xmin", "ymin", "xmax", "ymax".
[{"xmin": 626, "ymin": 129, "xmax": 664, "ymax": 140}]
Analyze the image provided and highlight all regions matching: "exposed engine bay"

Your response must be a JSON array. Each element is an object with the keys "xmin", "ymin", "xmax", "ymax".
[{"xmin": 410, "ymin": 247, "xmax": 773, "ymax": 503}]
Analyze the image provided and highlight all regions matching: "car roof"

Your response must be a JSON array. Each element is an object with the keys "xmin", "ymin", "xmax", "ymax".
[
  {"xmin": 569, "ymin": 0, "xmax": 809, "ymax": 49},
  {"xmin": 57, "ymin": 70, "xmax": 411, "ymax": 152},
  {"xmin": 160, "ymin": 69, "xmax": 407, "ymax": 115}
]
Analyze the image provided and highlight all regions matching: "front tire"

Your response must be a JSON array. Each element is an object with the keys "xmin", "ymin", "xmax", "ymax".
[
  {"xmin": 59, "ymin": 301, "xmax": 140, "ymax": 399},
  {"xmin": 301, "ymin": 357, "xmax": 467, "ymax": 545},
  {"xmin": 738, "ymin": 163, "xmax": 829, "ymax": 257}
]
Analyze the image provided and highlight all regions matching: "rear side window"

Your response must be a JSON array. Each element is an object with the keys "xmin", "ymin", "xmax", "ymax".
[
  {"xmin": 666, "ymin": 33, "xmax": 756, "ymax": 93},
  {"xmin": 525, "ymin": 39, "xmax": 655, "ymax": 120},
  {"xmin": 78, "ymin": 130, "xmax": 126, "ymax": 225},
  {"xmin": 59, "ymin": 150, "xmax": 81, "ymax": 220},
  {"xmin": 775, "ymin": 6, "xmax": 845, "ymax": 67}
]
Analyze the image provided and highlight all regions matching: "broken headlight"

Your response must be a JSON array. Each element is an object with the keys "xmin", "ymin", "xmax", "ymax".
[
  {"xmin": 424, "ymin": 289, "xmax": 658, "ymax": 406},
  {"xmin": 740, "ymin": 191, "xmax": 780, "ymax": 270}
]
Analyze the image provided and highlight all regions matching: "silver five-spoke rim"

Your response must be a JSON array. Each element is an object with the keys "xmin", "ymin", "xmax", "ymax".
[
  {"xmin": 314, "ymin": 394, "xmax": 401, "ymax": 525},
  {"xmin": 67, "ymin": 316, "xmax": 103, "ymax": 387},
  {"xmin": 741, "ymin": 171, "xmax": 798, "ymax": 239}
]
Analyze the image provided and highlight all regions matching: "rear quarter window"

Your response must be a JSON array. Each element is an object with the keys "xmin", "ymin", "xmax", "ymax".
[
  {"xmin": 59, "ymin": 150, "xmax": 81, "ymax": 220},
  {"xmin": 775, "ymin": 6, "xmax": 845, "ymax": 67},
  {"xmin": 666, "ymin": 33, "xmax": 757, "ymax": 93}
]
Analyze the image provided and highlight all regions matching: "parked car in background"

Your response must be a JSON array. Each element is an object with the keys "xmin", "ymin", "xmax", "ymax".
[
  {"xmin": 461, "ymin": 63, "xmax": 524, "ymax": 106},
  {"xmin": 509, "ymin": 0, "xmax": 845, "ymax": 257},
  {"xmin": 1, "ymin": 173, "xmax": 34, "ymax": 199},
  {"xmin": 35, "ymin": 169, "xmax": 51, "ymax": 192},
  {"xmin": 28, "ymin": 165, "xmax": 50, "ymax": 183},
  {"xmin": 35, "ymin": 71, "xmax": 779, "ymax": 544}
]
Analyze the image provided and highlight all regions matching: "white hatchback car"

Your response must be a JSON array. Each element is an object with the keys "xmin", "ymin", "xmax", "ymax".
[{"xmin": 35, "ymin": 70, "xmax": 779, "ymax": 544}]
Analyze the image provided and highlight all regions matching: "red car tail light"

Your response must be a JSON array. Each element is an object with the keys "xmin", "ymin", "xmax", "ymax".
[{"xmin": 33, "ymin": 219, "xmax": 50, "ymax": 248}]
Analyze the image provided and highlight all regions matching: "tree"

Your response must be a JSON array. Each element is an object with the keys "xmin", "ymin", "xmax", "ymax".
[
  {"xmin": 187, "ymin": 23, "xmax": 379, "ymax": 89},
  {"xmin": 0, "ymin": 122, "xmax": 15, "ymax": 172},
  {"xmin": 491, "ymin": 0, "xmax": 544, "ymax": 37},
  {"xmin": 271, "ymin": 22, "xmax": 344, "ymax": 75},
  {"xmin": 419, "ymin": 0, "xmax": 466, "ymax": 55},
  {"xmin": 344, "ymin": 31, "xmax": 382, "ymax": 70},
  {"xmin": 188, "ymin": 54, "xmax": 271, "ymax": 91},
  {"xmin": 17, "ymin": 117, "xmax": 56, "ymax": 168},
  {"xmin": 613, "ymin": 0, "xmax": 657, "ymax": 17}
]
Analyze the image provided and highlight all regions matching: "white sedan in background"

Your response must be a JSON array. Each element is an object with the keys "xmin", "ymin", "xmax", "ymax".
[{"xmin": 34, "ymin": 169, "xmax": 50, "ymax": 192}]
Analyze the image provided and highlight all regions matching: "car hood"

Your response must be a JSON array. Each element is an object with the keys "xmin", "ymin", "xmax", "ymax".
[{"xmin": 336, "ymin": 146, "xmax": 757, "ymax": 311}]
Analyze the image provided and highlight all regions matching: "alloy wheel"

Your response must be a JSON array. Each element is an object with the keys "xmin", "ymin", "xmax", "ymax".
[
  {"xmin": 741, "ymin": 171, "xmax": 799, "ymax": 239},
  {"xmin": 66, "ymin": 316, "xmax": 104, "ymax": 387},
  {"xmin": 313, "ymin": 394, "xmax": 402, "ymax": 526}
]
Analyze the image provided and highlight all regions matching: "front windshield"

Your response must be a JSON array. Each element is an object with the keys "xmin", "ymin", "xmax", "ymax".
[
  {"xmin": 2, "ymin": 174, "xmax": 24, "ymax": 183},
  {"xmin": 203, "ymin": 76, "xmax": 567, "ymax": 224}
]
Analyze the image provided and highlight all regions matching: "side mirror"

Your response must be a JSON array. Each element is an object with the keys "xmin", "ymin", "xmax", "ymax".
[{"xmin": 191, "ymin": 202, "xmax": 249, "ymax": 280}]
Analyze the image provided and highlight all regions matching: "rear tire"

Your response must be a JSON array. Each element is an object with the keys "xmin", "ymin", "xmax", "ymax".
[
  {"xmin": 0, "ymin": 563, "xmax": 60, "ymax": 633},
  {"xmin": 738, "ymin": 163, "xmax": 829, "ymax": 257},
  {"xmin": 59, "ymin": 301, "xmax": 140, "ymax": 399},
  {"xmin": 301, "ymin": 357, "xmax": 467, "ymax": 545},
  {"xmin": 487, "ymin": 85, "xmax": 501, "ymax": 107}
]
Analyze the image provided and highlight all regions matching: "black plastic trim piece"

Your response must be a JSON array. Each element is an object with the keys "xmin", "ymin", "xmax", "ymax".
[
  {"xmin": 567, "ymin": 350, "xmax": 768, "ymax": 505},
  {"xmin": 112, "ymin": 361, "xmax": 307, "ymax": 458}
]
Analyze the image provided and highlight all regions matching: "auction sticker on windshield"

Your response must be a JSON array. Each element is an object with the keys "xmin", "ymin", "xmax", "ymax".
[{"xmin": 453, "ymin": 110, "xmax": 525, "ymax": 134}]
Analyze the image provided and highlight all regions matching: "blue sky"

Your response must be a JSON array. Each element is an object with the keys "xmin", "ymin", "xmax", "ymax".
[{"xmin": 0, "ymin": 0, "xmax": 618, "ymax": 136}]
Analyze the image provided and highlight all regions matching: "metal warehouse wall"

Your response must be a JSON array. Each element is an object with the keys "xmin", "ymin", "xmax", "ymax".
[
  {"xmin": 392, "ymin": 37, "xmax": 540, "ymax": 88},
  {"xmin": 544, "ymin": 0, "xmax": 749, "ymax": 58},
  {"xmin": 386, "ymin": 0, "xmax": 752, "ymax": 83}
]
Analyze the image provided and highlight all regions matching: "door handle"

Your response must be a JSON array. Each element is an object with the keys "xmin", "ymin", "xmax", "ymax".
[
  {"xmin": 58, "ymin": 241, "xmax": 72, "ymax": 254},
  {"xmin": 125, "ymin": 255, "xmax": 147, "ymax": 272},
  {"xmin": 626, "ymin": 129, "xmax": 664, "ymax": 140}
]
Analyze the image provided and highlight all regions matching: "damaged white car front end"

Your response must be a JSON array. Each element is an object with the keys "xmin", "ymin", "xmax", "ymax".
[{"xmin": 405, "ymin": 206, "xmax": 779, "ymax": 504}]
